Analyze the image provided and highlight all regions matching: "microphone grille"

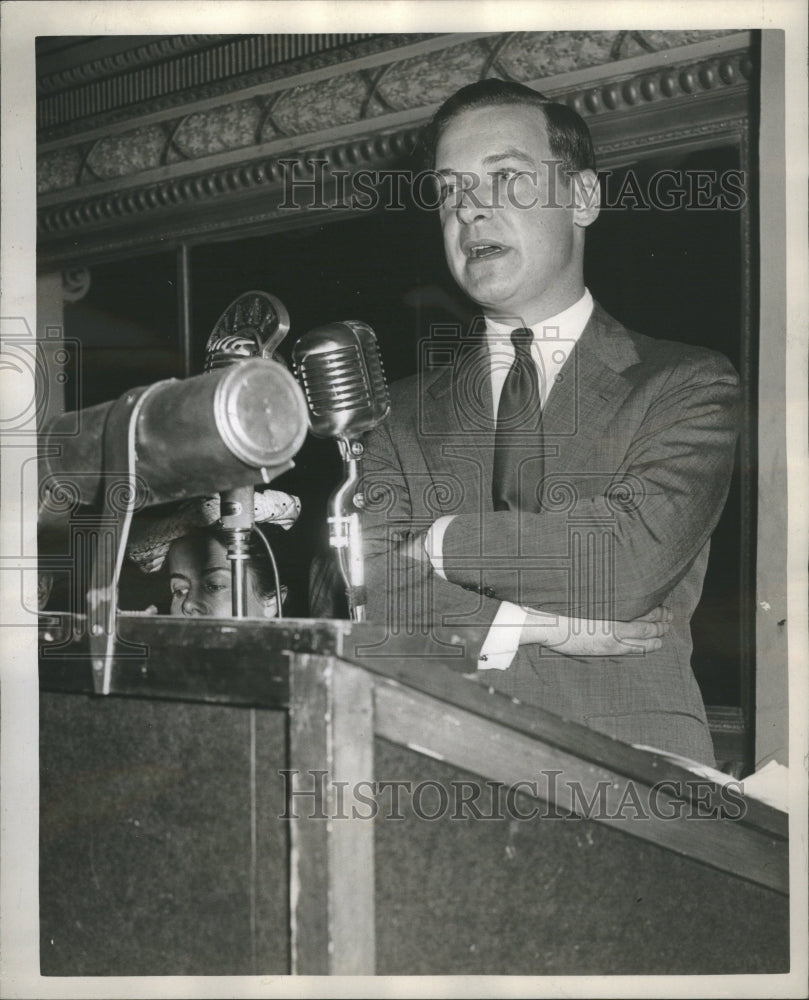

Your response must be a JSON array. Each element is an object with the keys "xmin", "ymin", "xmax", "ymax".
[
  {"xmin": 293, "ymin": 320, "xmax": 390, "ymax": 439},
  {"xmin": 363, "ymin": 332, "xmax": 390, "ymax": 410},
  {"xmin": 204, "ymin": 332, "xmax": 260, "ymax": 371},
  {"xmin": 299, "ymin": 342, "xmax": 370, "ymax": 414}
]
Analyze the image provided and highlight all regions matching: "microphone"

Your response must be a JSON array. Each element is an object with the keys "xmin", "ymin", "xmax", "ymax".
[
  {"xmin": 292, "ymin": 321, "xmax": 391, "ymax": 622},
  {"xmin": 38, "ymin": 358, "xmax": 308, "ymax": 520},
  {"xmin": 291, "ymin": 320, "xmax": 390, "ymax": 441},
  {"xmin": 204, "ymin": 291, "xmax": 291, "ymax": 617}
]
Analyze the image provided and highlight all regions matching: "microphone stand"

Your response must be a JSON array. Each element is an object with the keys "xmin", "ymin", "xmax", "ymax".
[
  {"xmin": 291, "ymin": 319, "xmax": 391, "ymax": 624},
  {"xmin": 218, "ymin": 485, "xmax": 254, "ymax": 618},
  {"xmin": 329, "ymin": 437, "xmax": 367, "ymax": 622}
]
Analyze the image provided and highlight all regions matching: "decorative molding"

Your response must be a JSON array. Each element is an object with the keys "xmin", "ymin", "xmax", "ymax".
[
  {"xmin": 37, "ymin": 34, "xmax": 755, "ymax": 268},
  {"xmin": 37, "ymin": 35, "xmax": 231, "ymax": 93},
  {"xmin": 38, "ymin": 48, "xmax": 753, "ymax": 234},
  {"xmin": 61, "ymin": 266, "xmax": 91, "ymax": 303},
  {"xmin": 38, "ymin": 31, "xmax": 740, "ymax": 142},
  {"xmin": 37, "ymin": 31, "xmax": 741, "ymax": 147},
  {"xmin": 594, "ymin": 116, "xmax": 750, "ymax": 160},
  {"xmin": 568, "ymin": 51, "xmax": 754, "ymax": 118},
  {"xmin": 37, "ymin": 34, "xmax": 421, "ymax": 139},
  {"xmin": 37, "ymin": 125, "xmax": 422, "ymax": 237},
  {"xmin": 38, "ymin": 41, "xmax": 752, "ymax": 203}
]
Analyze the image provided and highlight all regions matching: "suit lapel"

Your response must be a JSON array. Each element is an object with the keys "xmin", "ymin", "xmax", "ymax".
[
  {"xmin": 416, "ymin": 302, "xmax": 643, "ymax": 513},
  {"xmin": 422, "ymin": 327, "xmax": 495, "ymax": 514},
  {"xmin": 538, "ymin": 303, "xmax": 643, "ymax": 487}
]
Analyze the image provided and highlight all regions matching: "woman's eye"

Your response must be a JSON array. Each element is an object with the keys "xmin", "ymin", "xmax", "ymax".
[
  {"xmin": 171, "ymin": 587, "xmax": 188, "ymax": 600},
  {"xmin": 205, "ymin": 580, "xmax": 229, "ymax": 595}
]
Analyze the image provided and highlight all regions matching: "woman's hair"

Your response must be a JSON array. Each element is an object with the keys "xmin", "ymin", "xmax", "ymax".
[
  {"xmin": 417, "ymin": 78, "xmax": 596, "ymax": 175},
  {"xmin": 171, "ymin": 525, "xmax": 278, "ymax": 600}
]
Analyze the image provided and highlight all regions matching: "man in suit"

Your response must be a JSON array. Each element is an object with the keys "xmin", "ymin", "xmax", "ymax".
[{"xmin": 360, "ymin": 80, "xmax": 740, "ymax": 765}]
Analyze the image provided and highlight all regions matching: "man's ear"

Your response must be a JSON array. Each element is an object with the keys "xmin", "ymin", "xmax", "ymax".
[{"xmin": 571, "ymin": 169, "xmax": 600, "ymax": 228}]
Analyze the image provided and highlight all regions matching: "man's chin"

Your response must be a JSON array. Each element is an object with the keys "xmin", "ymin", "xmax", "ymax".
[{"xmin": 457, "ymin": 275, "xmax": 521, "ymax": 315}]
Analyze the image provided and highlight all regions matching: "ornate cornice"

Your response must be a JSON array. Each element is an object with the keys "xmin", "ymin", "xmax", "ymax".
[
  {"xmin": 38, "ymin": 31, "xmax": 740, "ymax": 142},
  {"xmin": 37, "ymin": 35, "xmax": 231, "ymax": 93},
  {"xmin": 37, "ymin": 32, "xmax": 753, "ymax": 268},
  {"xmin": 37, "ymin": 34, "xmax": 423, "ymax": 139},
  {"xmin": 38, "ymin": 32, "xmax": 747, "ymax": 199},
  {"xmin": 568, "ymin": 49, "xmax": 754, "ymax": 117},
  {"xmin": 38, "ymin": 126, "xmax": 423, "ymax": 237}
]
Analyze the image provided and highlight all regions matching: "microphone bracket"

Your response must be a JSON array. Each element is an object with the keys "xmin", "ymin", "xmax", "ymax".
[{"xmin": 328, "ymin": 438, "xmax": 367, "ymax": 621}]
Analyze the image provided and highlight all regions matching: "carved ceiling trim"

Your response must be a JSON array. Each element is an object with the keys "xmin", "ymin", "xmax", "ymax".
[
  {"xmin": 37, "ymin": 34, "xmax": 434, "ymax": 140},
  {"xmin": 38, "ymin": 35, "xmax": 232, "ymax": 94},
  {"xmin": 38, "ymin": 30, "xmax": 742, "ymax": 155},
  {"xmin": 595, "ymin": 116, "xmax": 749, "ymax": 161},
  {"xmin": 38, "ymin": 31, "xmax": 741, "ymax": 143},
  {"xmin": 37, "ymin": 40, "xmax": 754, "ymax": 268}
]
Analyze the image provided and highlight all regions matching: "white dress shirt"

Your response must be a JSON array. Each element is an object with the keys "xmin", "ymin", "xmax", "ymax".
[{"xmin": 426, "ymin": 289, "xmax": 594, "ymax": 670}]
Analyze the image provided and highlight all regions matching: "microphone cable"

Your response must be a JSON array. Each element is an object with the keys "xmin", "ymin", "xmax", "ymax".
[
  {"xmin": 94, "ymin": 379, "xmax": 166, "ymax": 694},
  {"xmin": 251, "ymin": 523, "xmax": 283, "ymax": 619}
]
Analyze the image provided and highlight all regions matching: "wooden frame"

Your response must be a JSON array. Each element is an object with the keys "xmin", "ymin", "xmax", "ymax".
[{"xmin": 39, "ymin": 612, "xmax": 788, "ymax": 974}]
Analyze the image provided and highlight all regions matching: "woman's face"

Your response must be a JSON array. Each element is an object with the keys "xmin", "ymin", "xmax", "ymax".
[{"xmin": 166, "ymin": 533, "xmax": 274, "ymax": 618}]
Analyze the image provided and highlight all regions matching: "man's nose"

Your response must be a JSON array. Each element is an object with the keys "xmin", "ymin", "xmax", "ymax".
[{"xmin": 455, "ymin": 185, "xmax": 494, "ymax": 225}]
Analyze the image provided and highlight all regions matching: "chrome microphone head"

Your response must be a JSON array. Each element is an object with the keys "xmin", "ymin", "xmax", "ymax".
[{"xmin": 292, "ymin": 320, "xmax": 391, "ymax": 440}]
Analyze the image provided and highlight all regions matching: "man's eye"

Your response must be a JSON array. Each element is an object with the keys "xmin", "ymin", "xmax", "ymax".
[
  {"xmin": 439, "ymin": 181, "xmax": 457, "ymax": 203},
  {"xmin": 437, "ymin": 174, "xmax": 470, "ymax": 202},
  {"xmin": 491, "ymin": 167, "xmax": 521, "ymax": 182}
]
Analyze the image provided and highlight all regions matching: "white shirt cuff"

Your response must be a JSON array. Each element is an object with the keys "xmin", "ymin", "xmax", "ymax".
[
  {"xmin": 423, "ymin": 515, "xmax": 456, "ymax": 581},
  {"xmin": 477, "ymin": 601, "xmax": 527, "ymax": 671}
]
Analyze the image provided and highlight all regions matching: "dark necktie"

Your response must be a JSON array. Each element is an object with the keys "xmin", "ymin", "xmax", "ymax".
[{"xmin": 491, "ymin": 327, "xmax": 542, "ymax": 511}]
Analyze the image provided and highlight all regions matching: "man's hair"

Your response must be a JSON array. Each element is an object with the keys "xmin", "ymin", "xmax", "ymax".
[{"xmin": 419, "ymin": 78, "xmax": 596, "ymax": 175}]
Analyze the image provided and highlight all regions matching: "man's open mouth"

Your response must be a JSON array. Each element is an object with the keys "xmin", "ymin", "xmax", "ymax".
[{"xmin": 465, "ymin": 242, "xmax": 506, "ymax": 260}]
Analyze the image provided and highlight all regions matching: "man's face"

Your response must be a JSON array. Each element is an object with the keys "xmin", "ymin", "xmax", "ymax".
[{"xmin": 435, "ymin": 103, "xmax": 588, "ymax": 325}]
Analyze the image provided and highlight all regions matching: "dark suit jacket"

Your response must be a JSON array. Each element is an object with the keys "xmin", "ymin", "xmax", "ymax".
[{"xmin": 360, "ymin": 303, "xmax": 740, "ymax": 763}]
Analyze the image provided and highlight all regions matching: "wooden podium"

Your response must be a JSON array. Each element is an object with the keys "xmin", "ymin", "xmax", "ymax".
[{"xmin": 39, "ymin": 615, "xmax": 789, "ymax": 977}]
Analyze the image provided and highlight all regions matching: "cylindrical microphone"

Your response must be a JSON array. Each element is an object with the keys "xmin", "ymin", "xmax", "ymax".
[
  {"xmin": 292, "ymin": 321, "xmax": 390, "ymax": 622},
  {"xmin": 291, "ymin": 320, "xmax": 390, "ymax": 442},
  {"xmin": 38, "ymin": 359, "xmax": 308, "ymax": 525}
]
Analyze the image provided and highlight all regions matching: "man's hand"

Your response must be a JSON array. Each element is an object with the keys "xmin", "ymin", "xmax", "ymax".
[
  {"xmin": 519, "ymin": 605, "xmax": 672, "ymax": 656},
  {"xmin": 399, "ymin": 526, "xmax": 670, "ymax": 656}
]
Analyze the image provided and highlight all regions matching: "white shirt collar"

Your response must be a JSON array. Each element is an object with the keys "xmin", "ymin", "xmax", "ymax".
[
  {"xmin": 484, "ymin": 288, "xmax": 594, "ymax": 345},
  {"xmin": 484, "ymin": 289, "xmax": 594, "ymax": 412}
]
